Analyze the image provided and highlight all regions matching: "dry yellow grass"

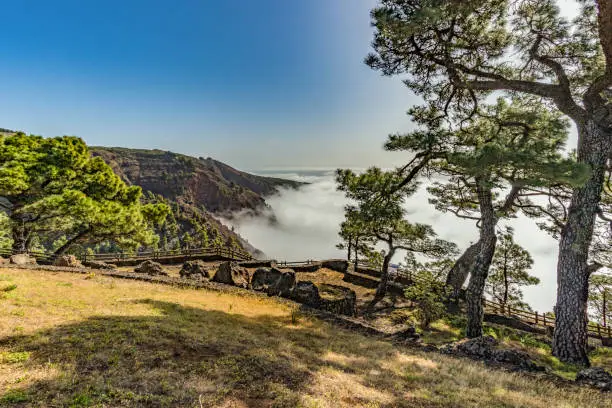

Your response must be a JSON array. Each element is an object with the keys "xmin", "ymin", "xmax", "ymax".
[{"xmin": 0, "ymin": 268, "xmax": 610, "ymax": 408}]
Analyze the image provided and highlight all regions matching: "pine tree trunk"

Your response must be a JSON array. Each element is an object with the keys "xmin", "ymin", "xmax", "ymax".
[
  {"xmin": 502, "ymin": 253, "xmax": 509, "ymax": 314},
  {"xmin": 446, "ymin": 240, "xmax": 481, "ymax": 295},
  {"xmin": 367, "ymin": 247, "xmax": 396, "ymax": 312},
  {"xmin": 466, "ymin": 178, "xmax": 497, "ymax": 338},
  {"xmin": 347, "ymin": 240, "xmax": 352, "ymax": 262},
  {"xmin": 11, "ymin": 219, "xmax": 30, "ymax": 254},
  {"xmin": 552, "ymin": 121, "xmax": 611, "ymax": 366},
  {"xmin": 52, "ymin": 229, "xmax": 90, "ymax": 257}
]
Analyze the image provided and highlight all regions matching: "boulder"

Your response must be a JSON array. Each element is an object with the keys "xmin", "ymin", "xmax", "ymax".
[
  {"xmin": 318, "ymin": 284, "xmax": 357, "ymax": 316},
  {"xmin": 239, "ymin": 260, "xmax": 277, "ymax": 268},
  {"xmin": 134, "ymin": 260, "xmax": 168, "ymax": 276},
  {"xmin": 251, "ymin": 267, "xmax": 296, "ymax": 297},
  {"xmin": 53, "ymin": 255, "xmax": 82, "ymax": 268},
  {"xmin": 84, "ymin": 260, "xmax": 117, "ymax": 270},
  {"xmin": 441, "ymin": 336, "xmax": 544, "ymax": 372},
  {"xmin": 322, "ymin": 259, "xmax": 349, "ymax": 273},
  {"xmin": 290, "ymin": 281, "xmax": 321, "ymax": 307},
  {"xmin": 212, "ymin": 261, "xmax": 250, "ymax": 288},
  {"xmin": 576, "ymin": 367, "xmax": 612, "ymax": 391},
  {"xmin": 291, "ymin": 262, "xmax": 322, "ymax": 273},
  {"xmin": 9, "ymin": 254, "xmax": 37, "ymax": 266},
  {"xmin": 492, "ymin": 349, "xmax": 544, "ymax": 371},
  {"xmin": 454, "ymin": 335, "xmax": 498, "ymax": 358},
  {"xmin": 180, "ymin": 260, "xmax": 211, "ymax": 280}
]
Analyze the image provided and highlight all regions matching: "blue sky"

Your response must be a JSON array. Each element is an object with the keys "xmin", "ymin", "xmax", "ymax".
[{"xmin": 0, "ymin": 0, "xmax": 417, "ymax": 169}]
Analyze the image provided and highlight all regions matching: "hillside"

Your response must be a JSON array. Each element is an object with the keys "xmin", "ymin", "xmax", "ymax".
[
  {"xmin": 1, "ymin": 268, "xmax": 610, "ymax": 407},
  {"xmin": 91, "ymin": 147, "xmax": 302, "ymax": 214}
]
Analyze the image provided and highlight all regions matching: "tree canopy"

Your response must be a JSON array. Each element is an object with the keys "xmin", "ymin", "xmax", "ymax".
[
  {"xmin": 365, "ymin": 0, "xmax": 611, "ymax": 365},
  {"xmin": 337, "ymin": 167, "xmax": 457, "ymax": 310},
  {"xmin": 485, "ymin": 226, "xmax": 539, "ymax": 311},
  {"xmin": 0, "ymin": 133, "xmax": 169, "ymax": 255}
]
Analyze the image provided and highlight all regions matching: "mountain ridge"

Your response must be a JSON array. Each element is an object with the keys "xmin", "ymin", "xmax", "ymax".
[{"xmin": 91, "ymin": 146, "xmax": 302, "ymax": 215}]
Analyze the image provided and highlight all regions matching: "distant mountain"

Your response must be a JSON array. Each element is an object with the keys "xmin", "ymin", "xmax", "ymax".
[
  {"xmin": 91, "ymin": 147, "xmax": 302, "ymax": 214},
  {"xmin": 90, "ymin": 147, "xmax": 304, "ymax": 258}
]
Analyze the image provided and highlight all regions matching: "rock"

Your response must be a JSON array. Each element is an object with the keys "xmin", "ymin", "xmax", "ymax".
[
  {"xmin": 291, "ymin": 262, "xmax": 322, "ymax": 273},
  {"xmin": 322, "ymin": 259, "xmax": 349, "ymax": 273},
  {"xmin": 441, "ymin": 336, "xmax": 544, "ymax": 372},
  {"xmin": 290, "ymin": 281, "xmax": 321, "ymax": 307},
  {"xmin": 0, "ymin": 257, "xmax": 9, "ymax": 264},
  {"xmin": 492, "ymin": 349, "xmax": 544, "ymax": 372},
  {"xmin": 212, "ymin": 261, "xmax": 249, "ymax": 288},
  {"xmin": 455, "ymin": 335, "xmax": 498, "ymax": 358},
  {"xmin": 84, "ymin": 260, "xmax": 117, "ymax": 270},
  {"xmin": 134, "ymin": 260, "xmax": 168, "ymax": 276},
  {"xmin": 53, "ymin": 255, "xmax": 83, "ymax": 268},
  {"xmin": 396, "ymin": 326, "xmax": 420, "ymax": 340},
  {"xmin": 318, "ymin": 284, "xmax": 357, "ymax": 316},
  {"xmin": 9, "ymin": 254, "xmax": 37, "ymax": 266},
  {"xmin": 251, "ymin": 267, "xmax": 296, "ymax": 297},
  {"xmin": 576, "ymin": 367, "xmax": 612, "ymax": 391},
  {"xmin": 180, "ymin": 260, "xmax": 211, "ymax": 280},
  {"xmin": 239, "ymin": 260, "xmax": 277, "ymax": 268},
  {"xmin": 421, "ymin": 344, "xmax": 438, "ymax": 353}
]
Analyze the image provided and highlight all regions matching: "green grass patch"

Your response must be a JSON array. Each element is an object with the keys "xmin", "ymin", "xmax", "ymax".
[
  {"xmin": 0, "ymin": 351, "xmax": 31, "ymax": 364},
  {"xmin": 0, "ymin": 390, "xmax": 29, "ymax": 404},
  {"xmin": 1, "ymin": 284, "xmax": 17, "ymax": 292}
]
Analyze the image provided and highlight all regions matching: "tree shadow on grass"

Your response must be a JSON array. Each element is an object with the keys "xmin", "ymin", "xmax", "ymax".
[{"xmin": 0, "ymin": 299, "xmax": 439, "ymax": 408}]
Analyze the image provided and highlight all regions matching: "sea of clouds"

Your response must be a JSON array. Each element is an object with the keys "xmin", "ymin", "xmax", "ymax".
[{"xmin": 223, "ymin": 170, "xmax": 560, "ymax": 312}]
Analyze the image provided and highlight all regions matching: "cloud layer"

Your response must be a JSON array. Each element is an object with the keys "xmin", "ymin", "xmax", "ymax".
[{"xmin": 225, "ymin": 170, "xmax": 560, "ymax": 312}]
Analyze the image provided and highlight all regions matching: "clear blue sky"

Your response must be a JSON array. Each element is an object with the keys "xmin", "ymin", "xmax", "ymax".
[{"xmin": 0, "ymin": 0, "xmax": 417, "ymax": 170}]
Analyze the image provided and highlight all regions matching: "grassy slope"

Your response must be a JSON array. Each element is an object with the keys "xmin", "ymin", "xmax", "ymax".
[{"xmin": 0, "ymin": 269, "xmax": 610, "ymax": 408}]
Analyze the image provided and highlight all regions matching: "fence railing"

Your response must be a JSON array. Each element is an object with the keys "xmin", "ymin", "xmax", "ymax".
[
  {"xmin": 354, "ymin": 260, "xmax": 612, "ymax": 342},
  {"xmin": 0, "ymin": 245, "xmax": 253, "ymax": 265},
  {"xmin": 82, "ymin": 246, "xmax": 252, "ymax": 263},
  {"xmin": 276, "ymin": 260, "xmax": 318, "ymax": 268}
]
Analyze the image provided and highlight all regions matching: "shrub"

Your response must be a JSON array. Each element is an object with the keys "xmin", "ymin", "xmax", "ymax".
[{"xmin": 404, "ymin": 272, "xmax": 451, "ymax": 329}]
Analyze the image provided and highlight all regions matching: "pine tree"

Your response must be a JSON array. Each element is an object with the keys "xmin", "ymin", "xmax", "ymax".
[
  {"xmin": 336, "ymin": 168, "xmax": 457, "ymax": 311},
  {"xmin": 0, "ymin": 133, "xmax": 169, "ymax": 255},
  {"xmin": 589, "ymin": 274, "xmax": 612, "ymax": 327},
  {"xmin": 485, "ymin": 227, "xmax": 539, "ymax": 312},
  {"xmin": 366, "ymin": 0, "xmax": 612, "ymax": 365},
  {"xmin": 385, "ymin": 98, "xmax": 584, "ymax": 337}
]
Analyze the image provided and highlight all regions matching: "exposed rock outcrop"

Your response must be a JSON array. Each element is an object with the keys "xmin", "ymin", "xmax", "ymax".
[
  {"xmin": 212, "ymin": 261, "xmax": 250, "ymax": 288},
  {"xmin": 179, "ymin": 260, "xmax": 211, "ymax": 280},
  {"xmin": 134, "ymin": 260, "xmax": 168, "ymax": 276},
  {"xmin": 576, "ymin": 367, "xmax": 612, "ymax": 391},
  {"xmin": 318, "ymin": 284, "xmax": 357, "ymax": 316},
  {"xmin": 289, "ymin": 281, "xmax": 356, "ymax": 316},
  {"xmin": 322, "ymin": 259, "xmax": 349, "ymax": 273},
  {"xmin": 53, "ymin": 255, "xmax": 82, "ymax": 268},
  {"xmin": 84, "ymin": 260, "xmax": 117, "ymax": 270},
  {"xmin": 251, "ymin": 267, "xmax": 296, "ymax": 297},
  {"xmin": 10, "ymin": 254, "xmax": 37, "ymax": 266},
  {"xmin": 441, "ymin": 336, "xmax": 544, "ymax": 372},
  {"xmin": 291, "ymin": 281, "xmax": 320, "ymax": 307}
]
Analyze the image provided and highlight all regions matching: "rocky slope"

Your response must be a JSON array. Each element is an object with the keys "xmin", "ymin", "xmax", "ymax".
[
  {"xmin": 91, "ymin": 147, "xmax": 302, "ymax": 257},
  {"xmin": 91, "ymin": 147, "xmax": 301, "ymax": 214}
]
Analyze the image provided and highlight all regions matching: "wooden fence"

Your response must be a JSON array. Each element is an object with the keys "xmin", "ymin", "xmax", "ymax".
[
  {"xmin": 355, "ymin": 259, "xmax": 612, "ymax": 342},
  {"xmin": 83, "ymin": 246, "xmax": 252, "ymax": 263},
  {"xmin": 0, "ymin": 245, "xmax": 253, "ymax": 265}
]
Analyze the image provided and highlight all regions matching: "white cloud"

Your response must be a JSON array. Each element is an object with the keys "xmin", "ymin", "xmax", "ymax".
[{"xmin": 224, "ymin": 171, "xmax": 561, "ymax": 312}]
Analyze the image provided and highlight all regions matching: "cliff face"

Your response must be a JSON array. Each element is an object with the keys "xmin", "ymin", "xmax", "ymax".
[{"xmin": 91, "ymin": 147, "xmax": 301, "ymax": 214}]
